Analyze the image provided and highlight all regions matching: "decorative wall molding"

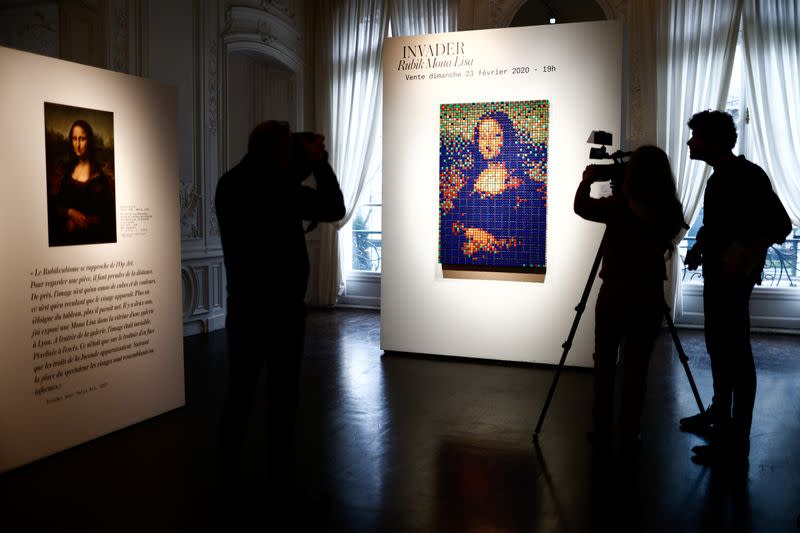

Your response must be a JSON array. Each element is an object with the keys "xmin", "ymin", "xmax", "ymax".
[
  {"xmin": 208, "ymin": 197, "xmax": 220, "ymax": 237},
  {"xmin": 177, "ymin": 1, "xmax": 225, "ymax": 334},
  {"xmin": 0, "ymin": 4, "xmax": 59, "ymax": 58},
  {"xmin": 222, "ymin": 6, "xmax": 303, "ymax": 69},
  {"xmin": 106, "ymin": 0, "xmax": 147, "ymax": 76},
  {"xmin": 181, "ymin": 259, "xmax": 226, "ymax": 335},
  {"xmin": 182, "ymin": 265, "xmax": 197, "ymax": 318},
  {"xmin": 208, "ymin": 38, "xmax": 219, "ymax": 135},
  {"xmin": 257, "ymin": 19, "xmax": 278, "ymax": 45},
  {"xmin": 196, "ymin": 3, "xmax": 221, "ymax": 252},
  {"xmin": 260, "ymin": 0, "xmax": 295, "ymax": 24},
  {"xmin": 180, "ymin": 0, "xmax": 223, "ymax": 259},
  {"xmin": 180, "ymin": 179, "xmax": 202, "ymax": 239},
  {"xmin": 109, "ymin": 0, "xmax": 130, "ymax": 72}
]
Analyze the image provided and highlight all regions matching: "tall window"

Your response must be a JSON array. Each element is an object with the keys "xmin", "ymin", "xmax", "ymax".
[
  {"xmin": 678, "ymin": 36, "xmax": 799, "ymax": 288},
  {"xmin": 346, "ymin": 162, "xmax": 383, "ymax": 273},
  {"xmin": 343, "ymin": 23, "xmax": 390, "ymax": 277}
]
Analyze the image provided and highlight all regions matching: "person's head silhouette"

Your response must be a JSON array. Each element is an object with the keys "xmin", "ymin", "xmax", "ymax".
[
  {"xmin": 248, "ymin": 120, "xmax": 292, "ymax": 170},
  {"xmin": 686, "ymin": 110, "xmax": 737, "ymax": 165}
]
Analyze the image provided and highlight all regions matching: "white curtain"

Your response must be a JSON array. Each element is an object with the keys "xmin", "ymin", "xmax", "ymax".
[
  {"xmin": 742, "ymin": 0, "xmax": 800, "ymax": 226},
  {"xmin": 315, "ymin": 0, "xmax": 456, "ymax": 305},
  {"xmin": 390, "ymin": 0, "xmax": 456, "ymax": 36},
  {"xmin": 656, "ymin": 0, "xmax": 743, "ymax": 317},
  {"xmin": 315, "ymin": 0, "xmax": 389, "ymax": 305}
]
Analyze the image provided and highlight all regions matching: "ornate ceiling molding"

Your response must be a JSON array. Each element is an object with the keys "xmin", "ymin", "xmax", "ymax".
[
  {"xmin": 222, "ymin": 6, "xmax": 303, "ymax": 72},
  {"xmin": 596, "ymin": 0, "xmax": 627, "ymax": 21},
  {"xmin": 0, "ymin": 4, "xmax": 58, "ymax": 57},
  {"xmin": 495, "ymin": 0, "xmax": 528, "ymax": 28},
  {"xmin": 109, "ymin": 0, "xmax": 129, "ymax": 72},
  {"xmin": 259, "ymin": 0, "xmax": 296, "ymax": 24}
]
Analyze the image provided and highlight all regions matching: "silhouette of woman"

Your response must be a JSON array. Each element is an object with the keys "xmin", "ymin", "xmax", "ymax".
[{"xmin": 574, "ymin": 145, "xmax": 685, "ymax": 454}]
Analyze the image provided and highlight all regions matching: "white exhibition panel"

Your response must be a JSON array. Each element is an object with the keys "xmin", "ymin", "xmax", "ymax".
[
  {"xmin": 381, "ymin": 21, "xmax": 622, "ymax": 366},
  {"xmin": 0, "ymin": 46, "xmax": 184, "ymax": 472}
]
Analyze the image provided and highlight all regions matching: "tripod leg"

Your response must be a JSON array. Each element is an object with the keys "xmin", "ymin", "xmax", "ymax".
[
  {"xmin": 663, "ymin": 303, "xmax": 705, "ymax": 415},
  {"xmin": 533, "ymin": 239, "xmax": 604, "ymax": 439}
]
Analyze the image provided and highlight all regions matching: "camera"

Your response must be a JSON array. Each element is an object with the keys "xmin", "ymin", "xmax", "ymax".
[
  {"xmin": 291, "ymin": 131, "xmax": 324, "ymax": 176},
  {"xmin": 293, "ymin": 131, "xmax": 317, "ymax": 143},
  {"xmin": 587, "ymin": 130, "xmax": 631, "ymax": 194},
  {"xmin": 591, "ymin": 156, "xmax": 628, "ymax": 192},
  {"xmin": 292, "ymin": 131, "xmax": 317, "ymax": 158}
]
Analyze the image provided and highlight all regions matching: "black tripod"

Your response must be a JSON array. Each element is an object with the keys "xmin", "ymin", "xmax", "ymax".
[{"xmin": 532, "ymin": 231, "xmax": 705, "ymax": 440}]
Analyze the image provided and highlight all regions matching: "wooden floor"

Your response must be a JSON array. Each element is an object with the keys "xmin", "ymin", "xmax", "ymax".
[{"xmin": 1, "ymin": 307, "xmax": 799, "ymax": 532}]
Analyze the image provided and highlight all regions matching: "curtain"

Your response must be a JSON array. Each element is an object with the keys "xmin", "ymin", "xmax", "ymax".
[
  {"xmin": 315, "ymin": 0, "xmax": 456, "ymax": 305},
  {"xmin": 742, "ymin": 0, "xmax": 800, "ymax": 226},
  {"xmin": 390, "ymin": 0, "xmax": 456, "ymax": 36},
  {"xmin": 656, "ymin": 0, "xmax": 743, "ymax": 317},
  {"xmin": 315, "ymin": 0, "xmax": 389, "ymax": 305}
]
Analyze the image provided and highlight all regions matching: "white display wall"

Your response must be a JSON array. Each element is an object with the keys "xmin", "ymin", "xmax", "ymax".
[
  {"xmin": 0, "ymin": 46, "xmax": 184, "ymax": 472},
  {"xmin": 381, "ymin": 21, "xmax": 622, "ymax": 366}
]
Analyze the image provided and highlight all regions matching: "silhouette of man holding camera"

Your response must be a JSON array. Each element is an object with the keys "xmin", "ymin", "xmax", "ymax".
[
  {"xmin": 214, "ymin": 121, "xmax": 345, "ymax": 519},
  {"xmin": 680, "ymin": 110, "xmax": 790, "ymax": 465}
]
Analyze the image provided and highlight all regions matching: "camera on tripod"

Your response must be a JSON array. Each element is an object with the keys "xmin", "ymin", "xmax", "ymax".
[
  {"xmin": 587, "ymin": 130, "xmax": 631, "ymax": 194},
  {"xmin": 532, "ymin": 131, "xmax": 706, "ymax": 439}
]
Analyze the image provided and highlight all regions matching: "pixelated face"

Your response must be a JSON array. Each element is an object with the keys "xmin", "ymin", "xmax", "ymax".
[
  {"xmin": 71, "ymin": 125, "xmax": 88, "ymax": 159},
  {"xmin": 477, "ymin": 118, "xmax": 503, "ymax": 160}
]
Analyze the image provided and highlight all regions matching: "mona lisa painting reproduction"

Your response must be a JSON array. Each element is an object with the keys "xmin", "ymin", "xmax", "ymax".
[
  {"xmin": 439, "ymin": 100, "xmax": 548, "ymax": 275},
  {"xmin": 44, "ymin": 102, "xmax": 117, "ymax": 247}
]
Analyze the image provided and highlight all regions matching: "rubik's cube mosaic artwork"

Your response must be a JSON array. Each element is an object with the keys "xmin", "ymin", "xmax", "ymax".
[{"xmin": 439, "ymin": 100, "xmax": 548, "ymax": 272}]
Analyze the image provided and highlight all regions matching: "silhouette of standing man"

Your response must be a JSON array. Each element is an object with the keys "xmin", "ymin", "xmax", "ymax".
[
  {"xmin": 214, "ymin": 121, "xmax": 345, "ymax": 518},
  {"xmin": 680, "ymin": 110, "xmax": 790, "ymax": 465}
]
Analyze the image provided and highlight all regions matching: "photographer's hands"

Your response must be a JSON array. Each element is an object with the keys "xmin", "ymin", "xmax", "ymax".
[
  {"xmin": 582, "ymin": 164, "xmax": 613, "ymax": 184},
  {"xmin": 582, "ymin": 164, "xmax": 600, "ymax": 182},
  {"xmin": 684, "ymin": 245, "xmax": 702, "ymax": 270}
]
